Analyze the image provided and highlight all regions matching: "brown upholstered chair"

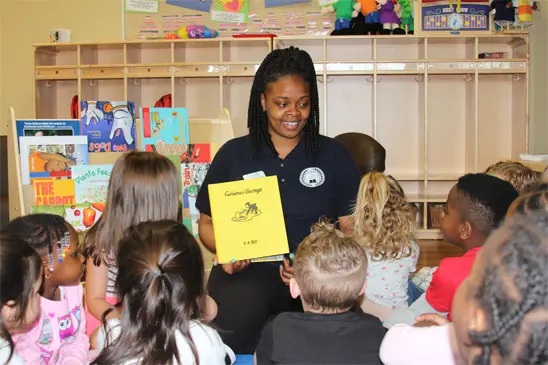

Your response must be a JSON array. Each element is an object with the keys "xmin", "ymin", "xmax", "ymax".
[{"xmin": 334, "ymin": 132, "xmax": 386, "ymax": 176}]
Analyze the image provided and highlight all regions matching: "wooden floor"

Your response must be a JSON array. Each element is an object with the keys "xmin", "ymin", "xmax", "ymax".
[{"xmin": 416, "ymin": 240, "xmax": 463, "ymax": 270}]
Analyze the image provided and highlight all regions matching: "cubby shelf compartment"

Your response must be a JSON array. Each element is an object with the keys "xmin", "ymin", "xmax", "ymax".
[{"xmin": 33, "ymin": 35, "xmax": 529, "ymax": 240}]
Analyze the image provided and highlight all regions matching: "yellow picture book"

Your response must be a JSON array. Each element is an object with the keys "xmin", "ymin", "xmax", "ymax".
[
  {"xmin": 33, "ymin": 179, "xmax": 76, "ymax": 206},
  {"xmin": 209, "ymin": 176, "xmax": 289, "ymax": 264}
]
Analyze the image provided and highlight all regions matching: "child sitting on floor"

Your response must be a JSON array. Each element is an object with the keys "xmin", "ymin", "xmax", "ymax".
[
  {"xmin": 2, "ymin": 214, "xmax": 89, "ymax": 364},
  {"xmin": 485, "ymin": 160, "xmax": 537, "ymax": 192},
  {"xmin": 380, "ymin": 210, "xmax": 548, "ymax": 365},
  {"xmin": 0, "ymin": 233, "xmax": 43, "ymax": 365},
  {"xmin": 254, "ymin": 221, "xmax": 386, "ymax": 365},
  {"xmin": 352, "ymin": 172, "xmax": 418, "ymax": 309},
  {"xmin": 361, "ymin": 173, "xmax": 518, "ymax": 327},
  {"xmin": 91, "ymin": 220, "xmax": 233, "ymax": 364}
]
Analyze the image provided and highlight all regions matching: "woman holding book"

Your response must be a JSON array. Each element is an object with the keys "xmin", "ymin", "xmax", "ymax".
[{"xmin": 195, "ymin": 46, "xmax": 360, "ymax": 354}]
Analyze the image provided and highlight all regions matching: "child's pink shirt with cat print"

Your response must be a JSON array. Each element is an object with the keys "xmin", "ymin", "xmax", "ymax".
[{"xmin": 13, "ymin": 284, "xmax": 89, "ymax": 364}]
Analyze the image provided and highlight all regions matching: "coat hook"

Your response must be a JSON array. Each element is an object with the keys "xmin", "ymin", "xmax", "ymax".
[
  {"xmin": 513, "ymin": 74, "xmax": 521, "ymax": 81},
  {"xmin": 325, "ymin": 76, "xmax": 334, "ymax": 83},
  {"xmin": 179, "ymin": 77, "xmax": 187, "ymax": 85},
  {"xmin": 464, "ymin": 74, "xmax": 472, "ymax": 82},
  {"xmin": 366, "ymin": 76, "xmax": 374, "ymax": 83},
  {"xmin": 415, "ymin": 75, "xmax": 423, "ymax": 82},
  {"xmin": 89, "ymin": 80, "xmax": 96, "ymax": 87},
  {"xmin": 317, "ymin": 76, "xmax": 324, "ymax": 83},
  {"xmin": 44, "ymin": 80, "xmax": 52, "ymax": 88},
  {"xmin": 224, "ymin": 77, "xmax": 234, "ymax": 85}
]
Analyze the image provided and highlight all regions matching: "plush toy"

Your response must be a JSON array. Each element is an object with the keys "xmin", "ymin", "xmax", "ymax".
[
  {"xmin": 177, "ymin": 25, "xmax": 219, "ymax": 39},
  {"xmin": 321, "ymin": 0, "xmax": 355, "ymax": 30},
  {"xmin": 490, "ymin": 0, "xmax": 515, "ymax": 25},
  {"xmin": 377, "ymin": 0, "xmax": 405, "ymax": 34},
  {"xmin": 398, "ymin": 0, "xmax": 413, "ymax": 34},
  {"xmin": 352, "ymin": 0, "xmax": 382, "ymax": 34}
]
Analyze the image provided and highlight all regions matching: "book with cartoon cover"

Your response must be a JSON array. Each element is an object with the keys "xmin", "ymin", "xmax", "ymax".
[
  {"xmin": 15, "ymin": 119, "xmax": 80, "ymax": 152},
  {"xmin": 71, "ymin": 164, "xmax": 114, "ymax": 204},
  {"xmin": 31, "ymin": 202, "xmax": 105, "ymax": 232},
  {"xmin": 139, "ymin": 107, "xmax": 190, "ymax": 152},
  {"xmin": 208, "ymin": 176, "xmax": 289, "ymax": 263},
  {"xmin": 81, "ymin": 101, "xmax": 137, "ymax": 153}
]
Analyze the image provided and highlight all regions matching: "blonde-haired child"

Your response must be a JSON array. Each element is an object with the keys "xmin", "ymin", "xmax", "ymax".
[
  {"xmin": 485, "ymin": 160, "xmax": 537, "ymax": 192},
  {"xmin": 83, "ymin": 151, "xmax": 180, "ymax": 335},
  {"xmin": 352, "ymin": 172, "xmax": 419, "ymax": 309}
]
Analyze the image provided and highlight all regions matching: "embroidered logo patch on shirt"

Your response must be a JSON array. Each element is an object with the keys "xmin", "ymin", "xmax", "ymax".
[{"xmin": 299, "ymin": 167, "xmax": 325, "ymax": 188}]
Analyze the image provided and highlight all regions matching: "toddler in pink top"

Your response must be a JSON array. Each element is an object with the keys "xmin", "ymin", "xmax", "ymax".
[{"xmin": 4, "ymin": 214, "xmax": 89, "ymax": 364}]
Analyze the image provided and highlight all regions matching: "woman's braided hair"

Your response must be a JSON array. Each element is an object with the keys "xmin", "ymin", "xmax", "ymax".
[
  {"xmin": 470, "ymin": 211, "xmax": 548, "ymax": 365},
  {"xmin": 247, "ymin": 46, "xmax": 320, "ymax": 156}
]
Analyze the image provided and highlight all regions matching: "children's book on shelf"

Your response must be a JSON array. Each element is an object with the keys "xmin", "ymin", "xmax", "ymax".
[
  {"xmin": 15, "ymin": 119, "xmax": 80, "ymax": 152},
  {"xmin": 71, "ymin": 164, "xmax": 114, "ymax": 204},
  {"xmin": 19, "ymin": 136, "xmax": 88, "ymax": 185},
  {"xmin": 139, "ymin": 107, "xmax": 190, "ymax": 152},
  {"xmin": 33, "ymin": 179, "xmax": 76, "ymax": 206},
  {"xmin": 31, "ymin": 202, "xmax": 104, "ymax": 232},
  {"xmin": 81, "ymin": 101, "xmax": 137, "ymax": 153},
  {"xmin": 181, "ymin": 144, "xmax": 219, "ymax": 236},
  {"xmin": 208, "ymin": 176, "xmax": 289, "ymax": 264}
]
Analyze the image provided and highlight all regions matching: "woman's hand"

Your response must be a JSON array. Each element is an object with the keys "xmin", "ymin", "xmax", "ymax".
[
  {"xmin": 279, "ymin": 258, "xmax": 294, "ymax": 285},
  {"xmin": 415, "ymin": 313, "xmax": 450, "ymax": 326},
  {"xmin": 213, "ymin": 255, "xmax": 250, "ymax": 275}
]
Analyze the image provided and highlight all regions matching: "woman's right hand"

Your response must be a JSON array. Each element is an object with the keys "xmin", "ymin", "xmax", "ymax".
[{"xmin": 213, "ymin": 255, "xmax": 250, "ymax": 275}]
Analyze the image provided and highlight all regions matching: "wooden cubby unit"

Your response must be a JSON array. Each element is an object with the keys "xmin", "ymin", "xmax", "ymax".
[{"xmin": 33, "ymin": 34, "xmax": 529, "ymax": 239}]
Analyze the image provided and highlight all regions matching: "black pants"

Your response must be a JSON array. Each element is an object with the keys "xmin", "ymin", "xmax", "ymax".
[{"xmin": 208, "ymin": 263, "xmax": 301, "ymax": 354}]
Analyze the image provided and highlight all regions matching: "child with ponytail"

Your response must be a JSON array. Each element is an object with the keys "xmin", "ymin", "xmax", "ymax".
[
  {"xmin": 91, "ymin": 220, "xmax": 234, "ymax": 365},
  {"xmin": 0, "ymin": 233, "xmax": 42, "ymax": 365},
  {"xmin": 352, "ymin": 172, "xmax": 419, "ymax": 310}
]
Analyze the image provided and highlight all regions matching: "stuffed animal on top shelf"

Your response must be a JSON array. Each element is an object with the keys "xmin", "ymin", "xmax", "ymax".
[
  {"xmin": 353, "ymin": 0, "xmax": 383, "ymax": 34},
  {"xmin": 377, "ymin": 0, "xmax": 405, "ymax": 34},
  {"xmin": 321, "ymin": 0, "xmax": 355, "ymax": 30},
  {"xmin": 398, "ymin": 0, "xmax": 414, "ymax": 34},
  {"xmin": 490, "ymin": 0, "xmax": 515, "ymax": 26}
]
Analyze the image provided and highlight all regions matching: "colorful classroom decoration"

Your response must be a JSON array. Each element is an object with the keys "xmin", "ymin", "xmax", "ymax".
[
  {"xmin": 208, "ymin": 176, "xmax": 289, "ymax": 263},
  {"xmin": 211, "ymin": 0, "xmax": 249, "ymax": 23},
  {"xmin": 167, "ymin": 0, "xmax": 213, "ymax": 12},
  {"xmin": 181, "ymin": 144, "xmax": 219, "ymax": 236},
  {"xmin": 421, "ymin": 2, "xmax": 490, "ymax": 32},
  {"xmin": 32, "ymin": 180, "xmax": 76, "ymax": 207},
  {"xmin": 139, "ymin": 107, "xmax": 190, "ymax": 152},
  {"xmin": 81, "ymin": 101, "xmax": 137, "ymax": 153},
  {"xmin": 71, "ymin": 164, "xmax": 114, "ymax": 204},
  {"xmin": 19, "ymin": 136, "xmax": 88, "ymax": 185}
]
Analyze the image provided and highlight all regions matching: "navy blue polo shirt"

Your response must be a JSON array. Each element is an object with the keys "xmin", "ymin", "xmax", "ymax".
[{"xmin": 195, "ymin": 134, "xmax": 360, "ymax": 252}]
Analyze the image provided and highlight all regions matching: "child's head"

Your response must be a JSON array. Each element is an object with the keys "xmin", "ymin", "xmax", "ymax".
[
  {"xmin": 291, "ymin": 222, "xmax": 367, "ymax": 314},
  {"xmin": 506, "ymin": 183, "xmax": 548, "ymax": 217},
  {"xmin": 2, "ymin": 214, "xmax": 84, "ymax": 291},
  {"xmin": 451, "ymin": 211, "xmax": 548, "ymax": 365},
  {"xmin": 94, "ymin": 220, "xmax": 204, "ymax": 365},
  {"xmin": 352, "ymin": 172, "xmax": 415, "ymax": 260},
  {"xmin": 542, "ymin": 165, "xmax": 548, "ymax": 183},
  {"xmin": 440, "ymin": 173, "xmax": 518, "ymax": 250},
  {"xmin": 485, "ymin": 161, "xmax": 537, "ymax": 192},
  {"xmin": 84, "ymin": 151, "xmax": 179, "ymax": 266},
  {"xmin": 0, "ymin": 233, "xmax": 42, "ymax": 360}
]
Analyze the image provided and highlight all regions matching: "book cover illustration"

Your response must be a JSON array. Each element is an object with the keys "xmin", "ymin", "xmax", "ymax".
[
  {"xmin": 31, "ymin": 202, "xmax": 104, "ymax": 232},
  {"xmin": 181, "ymin": 144, "xmax": 219, "ymax": 236},
  {"xmin": 19, "ymin": 136, "xmax": 88, "ymax": 185},
  {"xmin": 71, "ymin": 164, "xmax": 114, "ymax": 204},
  {"xmin": 33, "ymin": 179, "xmax": 76, "ymax": 206},
  {"xmin": 15, "ymin": 119, "xmax": 81, "ymax": 152},
  {"xmin": 208, "ymin": 176, "xmax": 289, "ymax": 263},
  {"xmin": 81, "ymin": 101, "xmax": 137, "ymax": 153},
  {"xmin": 139, "ymin": 107, "xmax": 190, "ymax": 152}
]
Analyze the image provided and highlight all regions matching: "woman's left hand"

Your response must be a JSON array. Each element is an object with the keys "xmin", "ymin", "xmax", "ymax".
[{"xmin": 279, "ymin": 258, "xmax": 294, "ymax": 285}]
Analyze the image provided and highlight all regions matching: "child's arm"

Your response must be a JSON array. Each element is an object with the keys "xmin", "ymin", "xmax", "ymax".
[
  {"xmin": 383, "ymin": 293, "xmax": 448, "ymax": 328},
  {"xmin": 85, "ymin": 259, "xmax": 115, "ymax": 322},
  {"xmin": 58, "ymin": 285, "xmax": 89, "ymax": 364},
  {"xmin": 202, "ymin": 295, "xmax": 218, "ymax": 323}
]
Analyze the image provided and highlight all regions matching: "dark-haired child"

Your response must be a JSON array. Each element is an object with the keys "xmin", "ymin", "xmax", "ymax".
[
  {"xmin": 195, "ymin": 46, "xmax": 360, "ymax": 353},
  {"xmin": 362, "ymin": 173, "xmax": 518, "ymax": 327},
  {"xmin": 381, "ymin": 211, "xmax": 548, "ymax": 365},
  {"xmin": 91, "ymin": 220, "xmax": 234, "ymax": 365},
  {"xmin": 2, "ymin": 214, "xmax": 88, "ymax": 364},
  {"xmin": 255, "ymin": 222, "xmax": 386, "ymax": 364},
  {"xmin": 0, "ymin": 234, "xmax": 43, "ymax": 365}
]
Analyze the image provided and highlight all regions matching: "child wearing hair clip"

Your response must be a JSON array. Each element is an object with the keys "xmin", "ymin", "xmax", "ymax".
[
  {"xmin": 3, "ymin": 214, "xmax": 89, "ymax": 364},
  {"xmin": 352, "ymin": 172, "xmax": 419, "ymax": 310}
]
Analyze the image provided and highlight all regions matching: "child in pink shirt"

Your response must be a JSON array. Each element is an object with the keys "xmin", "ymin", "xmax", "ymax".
[{"xmin": 4, "ymin": 214, "xmax": 89, "ymax": 364}]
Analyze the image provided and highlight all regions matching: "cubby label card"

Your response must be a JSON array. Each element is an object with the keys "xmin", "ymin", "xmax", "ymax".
[{"xmin": 81, "ymin": 101, "xmax": 137, "ymax": 153}]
